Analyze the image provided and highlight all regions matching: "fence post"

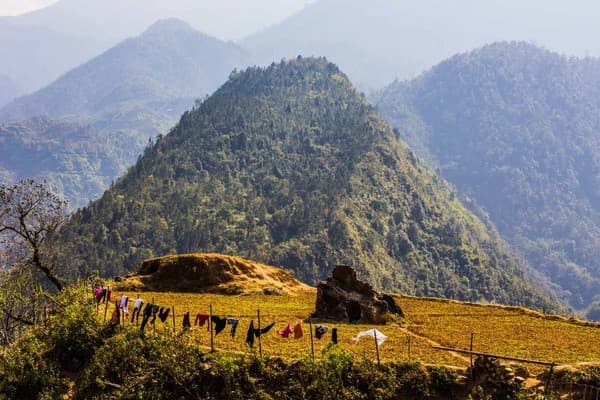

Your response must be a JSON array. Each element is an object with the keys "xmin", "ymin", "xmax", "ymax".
[
  {"xmin": 308, "ymin": 317, "xmax": 315, "ymax": 361},
  {"xmin": 544, "ymin": 363, "xmax": 555, "ymax": 399},
  {"xmin": 209, "ymin": 304, "xmax": 214, "ymax": 352},
  {"xmin": 374, "ymin": 330, "xmax": 381, "ymax": 368},
  {"xmin": 172, "ymin": 306, "xmax": 176, "ymax": 336},
  {"xmin": 257, "ymin": 309, "xmax": 262, "ymax": 358}
]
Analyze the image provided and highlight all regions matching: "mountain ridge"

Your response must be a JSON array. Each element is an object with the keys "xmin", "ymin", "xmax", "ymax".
[
  {"xmin": 377, "ymin": 41, "xmax": 600, "ymax": 309},
  {"xmin": 50, "ymin": 57, "xmax": 560, "ymax": 312}
]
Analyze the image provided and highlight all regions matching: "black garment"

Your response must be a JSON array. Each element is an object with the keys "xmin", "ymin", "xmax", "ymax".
[
  {"xmin": 150, "ymin": 305, "xmax": 160, "ymax": 325},
  {"xmin": 182, "ymin": 312, "xmax": 191, "ymax": 330},
  {"xmin": 211, "ymin": 316, "xmax": 227, "ymax": 335},
  {"xmin": 97, "ymin": 288, "xmax": 107, "ymax": 304},
  {"xmin": 140, "ymin": 303, "xmax": 153, "ymax": 332},
  {"xmin": 255, "ymin": 321, "xmax": 276, "ymax": 337},
  {"xmin": 331, "ymin": 328, "xmax": 338, "ymax": 344},
  {"xmin": 246, "ymin": 320, "xmax": 255, "ymax": 348},
  {"xmin": 315, "ymin": 325, "xmax": 328, "ymax": 340},
  {"xmin": 159, "ymin": 307, "xmax": 171, "ymax": 323},
  {"xmin": 131, "ymin": 302, "xmax": 143, "ymax": 324}
]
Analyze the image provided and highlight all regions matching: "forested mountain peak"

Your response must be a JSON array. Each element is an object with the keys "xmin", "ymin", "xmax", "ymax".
[
  {"xmin": 52, "ymin": 57, "xmax": 560, "ymax": 312},
  {"xmin": 377, "ymin": 41, "xmax": 600, "ymax": 310}
]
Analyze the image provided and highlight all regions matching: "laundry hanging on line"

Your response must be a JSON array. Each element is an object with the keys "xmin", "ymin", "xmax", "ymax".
[
  {"xmin": 211, "ymin": 316, "xmax": 227, "ymax": 335},
  {"xmin": 195, "ymin": 313, "xmax": 210, "ymax": 330},
  {"xmin": 353, "ymin": 329, "xmax": 387, "ymax": 347},
  {"xmin": 293, "ymin": 323, "xmax": 303, "ymax": 339},
  {"xmin": 182, "ymin": 312, "xmax": 191, "ymax": 330},
  {"xmin": 245, "ymin": 320, "xmax": 276, "ymax": 347},
  {"xmin": 277, "ymin": 323, "xmax": 293, "ymax": 338},
  {"xmin": 227, "ymin": 318, "xmax": 239, "ymax": 338},
  {"xmin": 315, "ymin": 325, "xmax": 328, "ymax": 339}
]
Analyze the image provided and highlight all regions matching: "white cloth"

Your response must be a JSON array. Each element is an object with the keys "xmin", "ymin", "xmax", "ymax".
[
  {"xmin": 352, "ymin": 329, "xmax": 387, "ymax": 347},
  {"xmin": 133, "ymin": 298, "xmax": 144, "ymax": 309}
]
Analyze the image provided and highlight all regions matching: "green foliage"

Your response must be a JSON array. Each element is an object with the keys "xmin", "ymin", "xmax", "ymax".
[
  {"xmin": 51, "ymin": 57, "xmax": 559, "ymax": 311},
  {"xmin": 377, "ymin": 41, "xmax": 600, "ymax": 309}
]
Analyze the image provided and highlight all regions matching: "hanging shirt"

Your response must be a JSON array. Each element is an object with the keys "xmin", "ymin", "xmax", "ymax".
[
  {"xmin": 227, "ymin": 318, "xmax": 239, "ymax": 338},
  {"xmin": 246, "ymin": 320, "xmax": 255, "ymax": 348},
  {"xmin": 331, "ymin": 327, "xmax": 338, "ymax": 344},
  {"xmin": 255, "ymin": 322, "xmax": 276, "ymax": 337},
  {"xmin": 110, "ymin": 302, "xmax": 120, "ymax": 325},
  {"xmin": 352, "ymin": 329, "xmax": 387, "ymax": 347},
  {"xmin": 211, "ymin": 316, "xmax": 227, "ymax": 335},
  {"xmin": 315, "ymin": 325, "xmax": 328, "ymax": 340},
  {"xmin": 133, "ymin": 298, "xmax": 144, "ymax": 310},
  {"xmin": 119, "ymin": 296, "xmax": 129, "ymax": 316},
  {"xmin": 277, "ymin": 323, "xmax": 293, "ymax": 338},
  {"xmin": 159, "ymin": 307, "xmax": 171, "ymax": 323},
  {"xmin": 182, "ymin": 312, "xmax": 191, "ymax": 329},
  {"xmin": 293, "ymin": 323, "xmax": 303, "ymax": 339},
  {"xmin": 195, "ymin": 314, "xmax": 210, "ymax": 329}
]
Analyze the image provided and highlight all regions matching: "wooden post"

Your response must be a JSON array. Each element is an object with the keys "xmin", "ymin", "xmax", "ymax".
[
  {"xmin": 152, "ymin": 298, "xmax": 156, "ymax": 333},
  {"xmin": 374, "ymin": 329, "xmax": 381, "ymax": 368},
  {"xmin": 308, "ymin": 317, "xmax": 315, "ymax": 361},
  {"xmin": 103, "ymin": 301, "xmax": 108, "ymax": 323},
  {"xmin": 470, "ymin": 332, "xmax": 475, "ymax": 369},
  {"xmin": 407, "ymin": 335, "xmax": 412, "ymax": 362},
  {"xmin": 257, "ymin": 309, "xmax": 262, "ymax": 358},
  {"xmin": 544, "ymin": 363, "xmax": 555, "ymax": 399},
  {"xmin": 209, "ymin": 304, "xmax": 214, "ymax": 352},
  {"xmin": 172, "ymin": 306, "xmax": 176, "ymax": 336}
]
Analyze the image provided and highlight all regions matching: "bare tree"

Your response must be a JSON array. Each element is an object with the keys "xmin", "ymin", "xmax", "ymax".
[{"xmin": 0, "ymin": 179, "xmax": 68, "ymax": 292}]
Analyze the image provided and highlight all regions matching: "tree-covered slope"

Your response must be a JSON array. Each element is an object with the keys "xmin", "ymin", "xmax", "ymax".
[
  {"xmin": 0, "ymin": 18, "xmax": 248, "ymax": 207},
  {"xmin": 0, "ymin": 118, "xmax": 145, "ymax": 207},
  {"xmin": 54, "ymin": 57, "xmax": 559, "ymax": 311},
  {"xmin": 377, "ymin": 42, "xmax": 600, "ymax": 309}
]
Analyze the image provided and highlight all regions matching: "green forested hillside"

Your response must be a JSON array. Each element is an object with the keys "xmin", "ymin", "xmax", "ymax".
[
  {"xmin": 377, "ymin": 41, "xmax": 600, "ymax": 309},
  {"xmin": 0, "ymin": 18, "xmax": 248, "ymax": 207},
  {"xmin": 0, "ymin": 118, "xmax": 145, "ymax": 207},
  {"xmin": 52, "ymin": 57, "xmax": 559, "ymax": 311}
]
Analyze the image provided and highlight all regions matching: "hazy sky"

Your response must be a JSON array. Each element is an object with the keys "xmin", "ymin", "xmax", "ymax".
[
  {"xmin": 0, "ymin": 0, "xmax": 317, "ymax": 40},
  {"xmin": 0, "ymin": 0, "xmax": 59, "ymax": 15}
]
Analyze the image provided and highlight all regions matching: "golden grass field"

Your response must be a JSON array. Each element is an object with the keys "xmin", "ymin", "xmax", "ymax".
[{"xmin": 99, "ymin": 286, "xmax": 600, "ymax": 375}]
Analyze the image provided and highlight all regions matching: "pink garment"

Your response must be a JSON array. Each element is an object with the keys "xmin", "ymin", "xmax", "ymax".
[
  {"xmin": 277, "ymin": 323, "xmax": 293, "ymax": 338},
  {"xmin": 94, "ymin": 287, "xmax": 102, "ymax": 298}
]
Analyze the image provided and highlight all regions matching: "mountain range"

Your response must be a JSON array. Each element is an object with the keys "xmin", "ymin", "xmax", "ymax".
[
  {"xmin": 50, "ymin": 57, "xmax": 560, "ymax": 312},
  {"xmin": 0, "ymin": 19, "xmax": 248, "ymax": 207},
  {"xmin": 377, "ymin": 41, "xmax": 600, "ymax": 310}
]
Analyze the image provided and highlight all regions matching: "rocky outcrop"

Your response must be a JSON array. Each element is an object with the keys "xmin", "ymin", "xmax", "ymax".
[{"xmin": 314, "ymin": 265, "xmax": 404, "ymax": 324}]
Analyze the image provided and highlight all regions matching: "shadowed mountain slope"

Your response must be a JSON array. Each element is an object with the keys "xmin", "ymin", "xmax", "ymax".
[{"xmin": 377, "ymin": 42, "xmax": 600, "ymax": 309}]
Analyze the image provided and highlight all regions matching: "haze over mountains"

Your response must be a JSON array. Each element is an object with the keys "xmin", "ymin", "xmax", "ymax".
[
  {"xmin": 0, "ymin": 19, "xmax": 248, "ymax": 207},
  {"xmin": 51, "ymin": 58, "xmax": 559, "ymax": 312},
  {"xmin": 377, "ymin": 42, "xmax": 600, "ymax": 310}
]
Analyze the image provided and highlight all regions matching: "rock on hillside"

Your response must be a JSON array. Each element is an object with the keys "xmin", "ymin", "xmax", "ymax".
[
  {"xmin": 52, "ymin": 57, "xmax": 560, "ymax": 312},
  {"xmin": 119, "ymin": 253, "xmax": 311, "ymax": 295}
]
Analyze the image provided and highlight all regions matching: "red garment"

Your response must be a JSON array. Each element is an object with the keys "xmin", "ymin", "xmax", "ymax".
[
  {"xmin": 293, "ymin": 323, "xmax": 303, "ymax": 339},
  {"xmin": 277, "ymin": 323, "xmax": 293, "ymax": 338},
  {"xmin": 195, "ymin": 313, "xmax": 210, "ymax": 330}
]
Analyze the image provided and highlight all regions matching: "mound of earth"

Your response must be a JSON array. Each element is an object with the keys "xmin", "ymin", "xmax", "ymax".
[{"xmin": 119, "ymin": 253, "xmax": 312, "ymax": 295}]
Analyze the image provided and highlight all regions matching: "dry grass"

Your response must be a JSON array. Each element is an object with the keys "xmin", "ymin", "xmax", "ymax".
[{"xmin": 97, "ymin": 286, "xmax": 600, "ymax": 373}]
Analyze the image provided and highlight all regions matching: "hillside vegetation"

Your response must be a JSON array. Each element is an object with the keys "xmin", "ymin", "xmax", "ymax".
[
  {"xmin": 51, "ymin": 58, "xmax": 559, "ymax": 311},
  {"xmin": 377, "ymin": 42, "xmax": 600, "ymax": 310}
]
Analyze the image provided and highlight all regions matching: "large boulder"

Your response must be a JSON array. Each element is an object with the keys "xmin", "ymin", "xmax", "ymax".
[{"xmin": 314, "ymin": 265, "xmax": 404, "ymax": 324}]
